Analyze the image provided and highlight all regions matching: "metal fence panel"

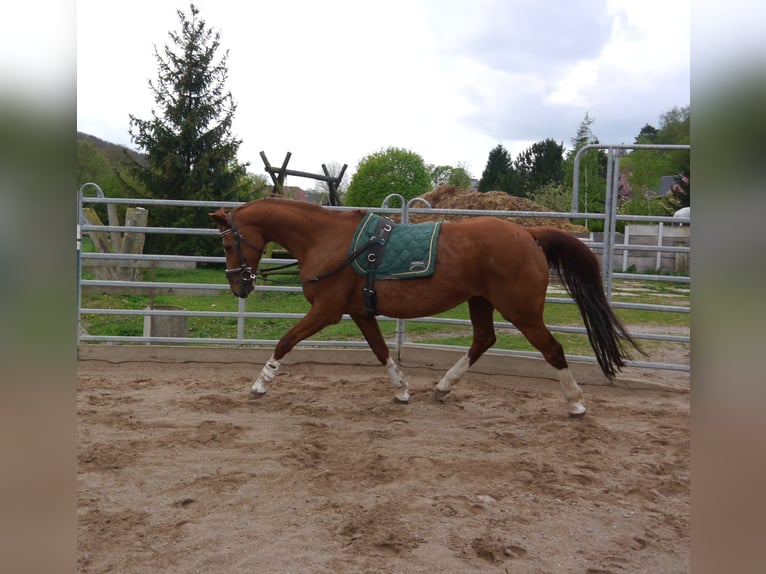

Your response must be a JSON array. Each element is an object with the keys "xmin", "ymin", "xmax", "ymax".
[{"xmin": 78, "ymin": 183, "xmax": 689, "ymax": 373}]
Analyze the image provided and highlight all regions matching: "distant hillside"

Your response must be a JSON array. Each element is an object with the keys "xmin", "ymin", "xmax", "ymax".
[{"xmin": 77, "ymin": 132, "xmax": 148, "ymax": 168}]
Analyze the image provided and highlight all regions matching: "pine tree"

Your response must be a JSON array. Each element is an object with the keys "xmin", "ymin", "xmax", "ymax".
[
  {"xmin": 128, "ymin": 3, "xmax": 248, "ymax": 256},
  {"xmin": 634, "ymin": 123, "xmax": 659, "ymax": 144},
  {"xmin": 513, "ymin": 138, "xmax": 565, "ymax": 198},
  {"xmin": 564, "ymin": 113, "xmax": 607, "ymax": 229},
  {"xmin": 478, "ymin": 145, "xmax": 519, "ymax": 194}
]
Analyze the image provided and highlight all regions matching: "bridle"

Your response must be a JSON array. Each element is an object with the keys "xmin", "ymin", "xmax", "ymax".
[
  {"xmin": 219, "ymin": 211, "xmax": 264, "ymax": 286},
  {"xmin": 218, "ymin": 209, "xmax": 393, "ymax": 290}
]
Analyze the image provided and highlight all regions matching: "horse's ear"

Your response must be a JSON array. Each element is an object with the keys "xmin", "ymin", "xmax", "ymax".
[{"xmin": 209, "ymin": 208, "xmax": 228, "ymax": 227}]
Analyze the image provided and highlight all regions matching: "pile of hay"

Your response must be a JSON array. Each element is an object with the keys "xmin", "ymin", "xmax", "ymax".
[{"xmin": 409, "ymin": 185, "xmax": 586, "ymax": 232}]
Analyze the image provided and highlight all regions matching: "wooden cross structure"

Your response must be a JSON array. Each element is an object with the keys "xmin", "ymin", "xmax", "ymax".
[{"xmin": 260, "ymin": 151, "xmax": 347, "ymax": 206}]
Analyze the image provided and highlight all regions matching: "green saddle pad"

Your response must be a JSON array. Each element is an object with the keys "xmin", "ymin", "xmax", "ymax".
[{"xmin": 350, "ymin": 212, "xmax": 442, "ymax": 279}]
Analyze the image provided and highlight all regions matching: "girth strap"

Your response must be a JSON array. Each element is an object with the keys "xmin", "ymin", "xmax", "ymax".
[{"xmin": 362, "ymin": 217, "xmax": 394, "ymax": 317}]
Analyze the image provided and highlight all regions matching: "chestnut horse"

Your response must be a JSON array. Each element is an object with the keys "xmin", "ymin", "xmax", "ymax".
[{"xmin": 210, "ymin": 198, "xmax": 642, "ymax": 417}]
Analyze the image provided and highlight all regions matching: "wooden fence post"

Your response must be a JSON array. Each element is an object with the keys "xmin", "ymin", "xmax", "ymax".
[
  {"xmin": 82, "ymin": 205, "xmax": 149, "ymax": 280},
  {"xmin": 122, "ymin": 207, "xmax": 148, "ymax": 280}
]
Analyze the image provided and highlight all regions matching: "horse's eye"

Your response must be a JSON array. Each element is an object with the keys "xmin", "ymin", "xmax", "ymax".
[{"xmin": 224, "ymin": 245, "xmax": 232, "ymax": 253}]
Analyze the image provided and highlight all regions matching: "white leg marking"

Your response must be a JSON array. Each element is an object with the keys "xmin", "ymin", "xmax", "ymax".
[
  {"xmin": 252, "ymin": 355, "xmax": 281, "ymax": 395},
  {"xmin": 437, "ymin": 354, "xmax": 471, "ymax": 392},
  {"xmin": 386, "ymin": 357, "xmax": 410, "ymax": 403},
  {"xmin": 557, "ymin": 367, "xmax": 586, "ymax": 416}
]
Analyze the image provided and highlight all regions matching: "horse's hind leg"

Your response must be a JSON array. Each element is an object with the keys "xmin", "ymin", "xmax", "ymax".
[
  {"xmin": 435, "ymin": 297, "xmax": 496, "ymax": 397},
  {"xmin": 507, "ymin": 315, "xmax": 586, "ymax": 418},
  {"xmin": 351, "ymin": 313, "xmax": 410, "ymax": 403}
]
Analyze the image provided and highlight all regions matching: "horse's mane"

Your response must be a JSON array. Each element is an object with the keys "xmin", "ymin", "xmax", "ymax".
[{"xmin": 244, "ymin": 197, "xmax": 367, "ymax": 220}]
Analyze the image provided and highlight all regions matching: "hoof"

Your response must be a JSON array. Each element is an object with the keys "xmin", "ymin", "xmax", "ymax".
[
  {"xmin": 249, "ymin": 389, "xmax": 267, "ymax": 400},
  {"xmin": 393, "ymin": 396, "xmax": 410, "ymax": 405},
  {"xmin": 433, "ymin": 388, "xmax": 452, "ymax": 400},
  {"xmin": 568, "ymin": 403, "xmax": 586, "ymax": 418}
]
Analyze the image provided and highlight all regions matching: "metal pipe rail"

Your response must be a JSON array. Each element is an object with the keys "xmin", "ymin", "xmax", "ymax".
[{"xmin": 78, "ymin": 182, "xmax": 690, "ymax": 374}]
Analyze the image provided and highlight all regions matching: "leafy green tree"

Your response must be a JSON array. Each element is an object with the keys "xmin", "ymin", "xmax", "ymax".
[
  {"xmin": 657, "ymin": 106, "xmax": 690, "ymax": 197},
  {"xmin": 625, "ymin": 122, "xmax": 666, "ymax": 202},
  {"xmin": 657, "ymin": 106, "xmax": 690, "ymax": 144},
  {"xmin": 345, "ymin": 147, "xmax": 431, "ymax": 207},
  {"xmin": 429, "ymin": 163, "xmax": 473, "ymax": 189},
  {"xmin": 478, "ymin": 144, "xmax": 520, "ymax": 193},
  {"xmin": 622, "ymin": 153, "xmax": 669, "ymax": 197},
  {"xmin": 237, "ymin": 171, "xmax": 270, "ymax": 199},
  {"xmin": 616, "ymin": 194, "xmax": 671, "ymax": 233},
  {"xmin": 430, "ymin": 164, "xmax": 452, "ymax": 187},
  {"xmin": 513, "ymin": 138, "xmax": 565, "ymax": 198},
  {"xmin": 447, "ymin": 165, "xmax": 473, "ymax": 189},
  {"xmin": 622, "ymin": 105, "xmax": 690, "ymax": 205},
  {"xmin": 530, "ymin": 183, "xmax": 573, "ymax": 213},
  {"xmin": 127, "ymin": 3, "xmax": 248, "ymax": 256}
]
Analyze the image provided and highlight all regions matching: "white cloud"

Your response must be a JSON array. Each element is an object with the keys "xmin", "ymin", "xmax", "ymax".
[{"xmin": 77, "ymin": 0, "xmax": 691, "ymax": 184}]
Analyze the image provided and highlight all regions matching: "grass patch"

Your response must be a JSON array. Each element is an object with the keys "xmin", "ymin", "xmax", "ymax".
[{"xmin": 80, "ymin": 267, "xmax": 689, "ymax": 355}]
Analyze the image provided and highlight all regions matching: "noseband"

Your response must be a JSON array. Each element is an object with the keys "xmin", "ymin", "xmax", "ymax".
[{"xmin": 220, "ymin": 211, "xmax": 264, "ymax": 285}]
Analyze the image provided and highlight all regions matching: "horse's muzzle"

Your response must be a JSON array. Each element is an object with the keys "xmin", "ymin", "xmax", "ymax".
[
  {"xmin": 232, "ymin": 279, "xmax": 255, "ymax": 298},
  {"xmin": 226, "ymin": 267, "xmax": 256, "ymax": 298}
]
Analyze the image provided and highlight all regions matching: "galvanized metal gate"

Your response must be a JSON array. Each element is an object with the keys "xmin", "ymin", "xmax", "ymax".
[{"xmin": 78, "ymin": 152, "xmax": 690, "ymax": 374}]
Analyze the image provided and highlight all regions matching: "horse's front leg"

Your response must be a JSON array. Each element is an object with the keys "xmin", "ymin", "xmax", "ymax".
[
  {"xmin": 250, "ymin": 355, "xmax": 281, "ymax": 397},
  {"xmin": 251, "ymin": 307, "xmax": 336, "ymax": 398},
  {"xmin": 351, "ymin": 313, "xmax": 410, "ymax": 403}
]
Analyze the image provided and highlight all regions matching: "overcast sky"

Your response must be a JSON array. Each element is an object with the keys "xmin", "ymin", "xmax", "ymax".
[{"xmin": 75, "ymin": 0, "xmax": 693, "ymax": 187}]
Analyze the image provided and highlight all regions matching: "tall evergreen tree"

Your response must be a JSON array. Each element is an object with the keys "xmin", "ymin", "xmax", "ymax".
[
  {"xmin": 478, "ymin": 144, "xmax": 519, "ymax": 193},
  {"xmin": 564, "ymin": 113, "xmax": 607, "ymax": 229},
  {"xmin": 634, "ymin": 123, "xmax": 659, "ymax": 144},
  {"xmin": 513, "ymin": 138, "xmax": 565, "ymax": 198},
  {"xmin": 128, "ymin": 3, "xmax": 248, "ymax": 256}
]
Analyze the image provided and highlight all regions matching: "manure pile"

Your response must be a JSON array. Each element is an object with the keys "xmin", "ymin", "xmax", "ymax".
[{"xmin": 408, "ymin": 185, "xmax": 586, "ymax": 232}]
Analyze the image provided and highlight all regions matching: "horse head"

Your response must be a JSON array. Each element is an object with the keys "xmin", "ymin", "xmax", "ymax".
[{"xmin": 209, "ymin": 207, "xmax": 265, "ymax": 299}]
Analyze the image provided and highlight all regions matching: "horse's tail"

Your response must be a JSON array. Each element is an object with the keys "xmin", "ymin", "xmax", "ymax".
[{"xmin": 528, "ymin": 227, "xmax": 645, "ymax": 381}]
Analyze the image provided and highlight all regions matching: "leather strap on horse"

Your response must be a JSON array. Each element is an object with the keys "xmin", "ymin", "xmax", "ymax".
[{"xmin": 362, "ymin": 217, "xmax": 394, "ymax": 317}]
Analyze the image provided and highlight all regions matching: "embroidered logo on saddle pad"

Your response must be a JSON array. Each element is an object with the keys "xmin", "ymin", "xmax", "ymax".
[{"xmin": 350, "ymin": 212, "xmax": 442, "ymax": 279}]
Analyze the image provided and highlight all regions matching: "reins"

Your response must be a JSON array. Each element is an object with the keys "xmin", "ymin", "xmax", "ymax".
[
  {"xmin": 256, "ymin": 238, "xmax": 383, "ymax": 285},
  {"xmin": 220, "ymin": 210, "xmax": 384, "ymax": 286}
]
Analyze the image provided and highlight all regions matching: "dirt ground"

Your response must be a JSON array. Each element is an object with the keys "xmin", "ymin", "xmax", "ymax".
[{"xmin": 77, "ymin": 350, "xmax": 689, "ymax": 574}]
